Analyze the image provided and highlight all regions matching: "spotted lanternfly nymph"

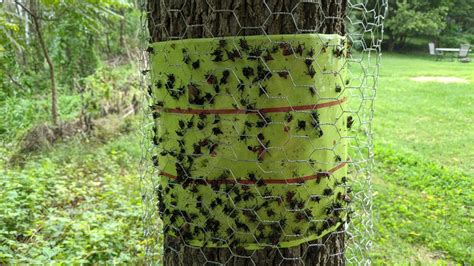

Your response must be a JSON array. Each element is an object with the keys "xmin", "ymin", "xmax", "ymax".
[
  {"xmin": 239, "ymin": 39, "xmax": 249, "ymax": 51},
  {"xmin": 192, "ymin": 60, "xmax": 200, "ymax": 69},
  {"xmin": 242, "ymin": 67, "xmax": 254, "ymax": 79},
  {"xmin": 212, "ymin": 127, "xmax": 223, "ymax": 135},
  {"xmin": 147, "ymin": 85, "xmax": 153, "ymax": 97},
  {"xmin": 197, "ymin": 120, "xmax": 205, "ymax": 130},
  {"xmin": 165, "ymin": 74, "xmax": 175, "ymax": 89},
  {"xmin": 296, "ymin": 43, "xmax": 304, "ymax": 56},
  {"xmin": 248, "ymin": 47, "xmax": 262, "ymax": 59},
  {"xmin": 335, "ymin": 85, "xmax": 342, "ymax": 93},
  {"xmin": 213, "ymin": 84, "xmax": 220, "ymax": 93},
  {"xmin": 211, "ymin": 48, "xmax": 223, "ymax": 62},
  {"xmin": 226, "ymin": 49, "xmax": 241, "ymax": 61},
  {"xmin": 278, "ymin": 71, "xmax": 289, "ymax": 79},
  {"xmin": 146, "ymin": 46, "xmax": 154, "ymax": 54},
  {"xmin": 152, "ymin": 154, "xmax": 159, "ymax": 167},
  {"xmin": 323, "ymin": 188, "xmax": 333, "ymax": 196},
  {"xmin": 182, "ymin": 49, "xmax": 191, "ymax": 64},
  {"xmin": 219, "ymin": 39, "xmax": 227, "ymax": 48},
  {"xmin": 263, "ymin": 52, "xmax": 274, "ymax": 61},
  {"xmin": 297, "ymin": 120, "xmax": 306, "ymax": 131},
  {"xmin": 205, "ymin": 74, "xmax": 217, "ymax": 84},
  {"xmin": 281, "ymin": 42, "xmax": 293, "ymax": 56},
  {"xmin": 347, "ymin": 116, "xmax": 354, "ymax": 129},
  {"xmin": 220, "ymin": 70, "xmax": 230, "ymax": 84},
  {"xmin": 156, "ymin": 80, "xmax": 163, "ymax": 89},
  {"xmin": 333, "ymin": 45, "xmax": 344, "ymax": 58},
  {"xmin": 307, "ymin": 65, "xmax": 316, "ymax": 78},
  {"xmin": 309, "ymin": 86, "xmax": 316, "ymax": 96}
]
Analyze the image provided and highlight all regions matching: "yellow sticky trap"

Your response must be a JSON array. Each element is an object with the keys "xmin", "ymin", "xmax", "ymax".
[{"xmin": 149, "ymin": 34, "xmax": 349, "ymax": 249}]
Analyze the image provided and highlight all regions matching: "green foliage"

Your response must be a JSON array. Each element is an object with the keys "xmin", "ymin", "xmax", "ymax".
[
  {"xmin": 80, "ymin": 63, "xmax": 140, "ymax": 119},
  {"xmin": 439, "ymin": 0, "xmax": 474, "ymax": 47},
  {"xmin": 0, "ymin": 94, "xmax": 82, "ymax": 142},
  {"xmin": 384, "ymin": 0, "xmax": 450, "ymax": 50},
  {"xmin": 386, "ymin": 1, "xmax": 449, "ymax": 37},
  {"xmin": 0, "ymin": 0, "xmax": 138, "ymax": 98},
  {"xmin": 0, "ymin": 125, "xmax": 145, "ymax": 264}
]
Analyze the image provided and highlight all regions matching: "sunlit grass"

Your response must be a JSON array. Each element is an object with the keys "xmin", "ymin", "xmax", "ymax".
[{"xmin": 371, "ymin": 53, "xmax": 474, "ymax": 264}]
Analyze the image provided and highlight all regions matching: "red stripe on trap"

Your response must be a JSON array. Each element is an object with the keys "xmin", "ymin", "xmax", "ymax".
[
  {"xmin": 161, "ymin": 98, "xmax": 346, "ymax": 115},
  {"xmin": 159, "ymin": 162, "xmax": 347, "ymax": 186}
]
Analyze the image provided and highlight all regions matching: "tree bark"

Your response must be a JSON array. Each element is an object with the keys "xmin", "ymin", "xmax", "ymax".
[
  {"xmin": 147, "ymin": 1, "xmax": 347, "ymax": 265},
  {"xmin": 148, "ymin": 0, "xmax": 346, "ymax": 42}
]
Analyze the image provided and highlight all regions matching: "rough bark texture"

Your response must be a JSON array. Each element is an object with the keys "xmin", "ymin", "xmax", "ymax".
[
  {"xmin": 147, "ymin": 1, "xmax": 347, "ymax": 265},
  {"xmin": 164, "ymin": 230, "xmax": 344, "ymax": 265},
  {"xmin": 148, "ymin": 0, "xmax": 347, "ymax": 42}
]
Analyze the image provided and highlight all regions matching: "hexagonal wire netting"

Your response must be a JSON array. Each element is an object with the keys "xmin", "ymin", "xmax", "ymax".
[{"xmin": 139, "ymin": 1, "xmax": 387, "ymax": 265}]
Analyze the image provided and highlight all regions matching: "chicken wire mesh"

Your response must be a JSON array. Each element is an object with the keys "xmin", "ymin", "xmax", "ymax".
[{"xmin": 139, "ymin": 1, "xmax": 387, "ymax": 265}]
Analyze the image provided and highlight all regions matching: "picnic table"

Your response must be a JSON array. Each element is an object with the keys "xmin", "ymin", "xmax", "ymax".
[
  {"xmin": 436, "ymin": 47, "xmax": 471, "ymax": 53},
  {"xmin": 435, "ymin": 47, "xmax": 472, "ymax": 61}
]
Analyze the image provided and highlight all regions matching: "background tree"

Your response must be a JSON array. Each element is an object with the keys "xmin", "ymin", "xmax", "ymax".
[
  {"xmin": 383, "ymin": 0, "xmax": 450, "ymax": 51},
  {"xmin": 1, "ymin": 0, "xmax": 135, "ymax": 127},
  {"xmin": 147, "ymin": 1, "xmax": 348, "ymax": 265},
  {"xmin": 440, "ymin": 0, "xmax": 474, "ymax": 47}
]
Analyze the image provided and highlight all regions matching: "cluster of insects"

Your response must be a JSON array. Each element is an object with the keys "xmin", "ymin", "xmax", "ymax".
[
  {"xmin": 148, "ymin": 36, "xmax": 351, "ymax": 247},
  {"xmin": 156, "ymin": 172, "xmax": 351, "ymax": 247}
]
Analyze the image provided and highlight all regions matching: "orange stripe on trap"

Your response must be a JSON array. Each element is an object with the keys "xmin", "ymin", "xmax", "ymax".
[{"xmin": 160, "ymin": 162, "xmax": 347, "ymax": 186}]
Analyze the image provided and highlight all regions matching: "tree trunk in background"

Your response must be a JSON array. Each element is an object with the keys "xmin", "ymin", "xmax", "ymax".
[
  {"xmin": 147, "ymin": 1, "xmax": 347, "ymax": 265},
  {"xmin": 16, "ymin": 0, "xmax": 59, "ymax": 126}
]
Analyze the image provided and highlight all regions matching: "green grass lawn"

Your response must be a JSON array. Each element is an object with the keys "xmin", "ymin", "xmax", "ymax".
[
  {"xmin": 371, "ymin": 53, "xmax": 474, "ymax": 264},
  {"xmin": 1, "ymin": 53, "xmax": 472, "ymax": 264}
]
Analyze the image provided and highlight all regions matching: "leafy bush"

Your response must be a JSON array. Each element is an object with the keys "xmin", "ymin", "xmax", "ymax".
[{"xmin": 0, "ymin": 132, "xmax": 144, "ymax": 264}]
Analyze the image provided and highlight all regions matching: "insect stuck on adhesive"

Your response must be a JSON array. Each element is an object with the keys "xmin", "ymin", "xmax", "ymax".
[
  {"xmin": 205, "ymin": 73, "xmax": 217, "ymax": 85},
  {"xmin": 280, "ymin": 42, "xmax": 293, "ymax": 56},
  {"xmin": 165, "ymin": 74, "xmax": 175, "ymax": 89},
  {"xmin": 220, "ymin": 70, "xmax": 230, "ymax": 84},
  {"xmin": 182, "ymin": 49, "xmax": 191, "ymax": 64},
  {"xmin": 146, "ymin": 46, "xmax": 154, "ymax": 54},
  {"xmin": 242, "ymin": 67, "xmax": 254, "ymax": 79},
  {"xmin": 333, "ymin": 45, "xmax": 345, "ymax": 58},
  {"xmin": 156, "ymin": 80, "xmax": 163, "ymax": 89},
  {"xmin": 263, "ymin": 52, "xmax": 274, "ymax": 61},
  {"xmin": 219, "ymin": 39, "xmax": 227, "ymax": 48},
  {"xmin": 306, "ymin": 65, "xmax": 316, "ymax": 78},
  {"xmin": 323, "ymin": 188, "xmax": 333, "ymax": 196},
  {"xmin": 248, "ymin": 46, "xmax": 262, "ymax": 59},
  {"xmin": 239, "ymin": 38, "xmax": 249, "ymax": 51},
  {"xmin": 297, "ymin": 120, "xmax": 306, "ymax": 131},
  {"xmin": 295, "ymin": 43, "xmax": 305, "ymax": 56},
  {"xmin": 277, "ymin": 70, "xmax": 289, "ymax": 79},
  {"xmin": 211, "ymin": 48, "xmax": 224, "ymax": 62},
  {"xmin": 192, "ymin": 60, "xmax": 200, "ymax": 69},
  {"xmin": 226, "ymin": 49, "xmax": 241, "ymax": 62},
  {"xmin": 347, "ymin": 116, "xmax": 354, "ymax": 129}
]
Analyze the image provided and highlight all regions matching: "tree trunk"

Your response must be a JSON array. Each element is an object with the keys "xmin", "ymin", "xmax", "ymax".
[
  {"xmin": 16, "ymin": 1, "xmax": 59, "ymax": 126},
  {"xmin": 147, "ymin": 1, "xmax": 347, "ymax": 265}
]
